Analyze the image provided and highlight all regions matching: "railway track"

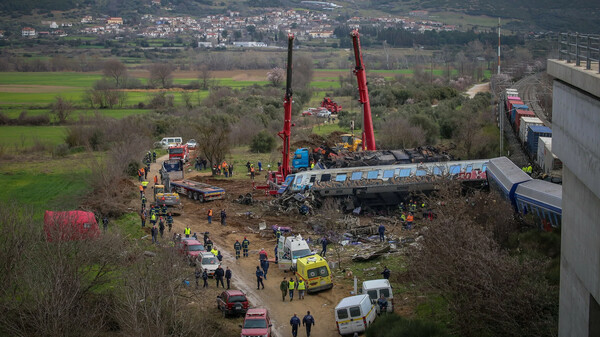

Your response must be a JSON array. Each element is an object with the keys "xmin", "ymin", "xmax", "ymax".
[{"xmin": 514, "ymin": 73, "xmax": 550, "ymax": 126}]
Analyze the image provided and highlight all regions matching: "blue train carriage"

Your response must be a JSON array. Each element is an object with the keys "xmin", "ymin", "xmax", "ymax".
[
  {"xmin": 514, "ymin": 179, "xmax": 562, "ymax": 230},
  {"xmin": 286, "ymin": 159, "xmax": 489, "ymax": 194},
  {"xmin": 486, "ymin": 157, "xmax": 532, "ymax": 206}
]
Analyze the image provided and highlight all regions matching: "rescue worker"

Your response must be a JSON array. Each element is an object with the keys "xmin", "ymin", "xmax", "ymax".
[
  {"xmin": 211, "ymin": 246, "xmax": 218, "ymax": 257},
  {"xmin": 259, "ymin": 248, "xmax": 268, "ymax": 262},
  {"xmin": 151, "ymin": 225, "xmax": 158, "ymax": 244},
  {"xmin": 215, "ymin": 265, "xmax": 225, "ymax": 288},
  {"xmin": 141, "ymin": 180, "xmax": 149, "ymax": 190},
  {"xmin": 406, "ymin": 212, "xmax": 414, "ymax": 230},
  {"xmin": 276, "ymin": 227, "xmax": 282, "ymax": 240},
  {"xmin": 288, "ymin": 278, "xmax": 296, "ymax": 301},
  {"xmin": 225, "ymin": 267, "xmax": 232, "ymax": 289},
  {"xmin": 150, "ymin": 212, "xmax": 157, "ymax": 227},
  {"xmin": 192, "ymin": 232, "xmax": 198, "ymax": 240},
  {"xmin": 302, "ymin": 311, "xmax": 315, "ymax": 337},
  {"xmin": 202, "ymin": 269, "xmax": 209, "ymax": 288},
  {"xmin": 206, "ymin": 238, "xmax": 213, "ymax": 252},
  {"xmin": 400, "ymin": 212, "xmax": 407, "ymax": 228},
  {"xmin": 274, "ymin": 245, "xmax": 278, "ymax": 263},
  {"xmin": 262, "ymin": 259, "xmax": 270, "ymax": 280},
  {"xmin": 140, "ymin": 211, "xmax": 146, "ymax": 228},
  {"xmin": 381, "ymin": 266, "xmax": 391, "ymax": 280},
  {"xmin": 158, "ymin": 217, "xmax": 165, "ymax": 238},
  {"xmin": 217, "ymin": 250, "xmax": 223, "ymax": 262},
  {"xmin": 137, "ymin": 168, "xmax": 143, "ymax": 182},
  {"xmin": 184, "ymin": 226, "xmax": 191, "ymax": 238},
  {"xmin": 250, "ymin": 165, "xmax": 255, "ymax": 180},
  {"xmin": 242, "ymin": 237, "xmax": 250, "ymax": 257},
  {"xmin": 220, "ymin": 209, "xmax": 227, "ymax": 226},
  {"xmin": 166, "ymin": 213, "xmax": 173, "ymax": 232},
  {"xmin": 161, "ymin": 204, "xmax": 168, "ymax": 216},
  {"xmin": 139, "ymin": 184, "xmax": 144, "ymax": 198},
  {"xmin": 203, "ymin": 232, "xmax": 209, "ymax": 245},
  {"xmin": 144, "ymin": 165, "xmax": 149, "ymax": 179},
  {"xmin": 258, "ymin": 161, "xmax": 262, "ymax": 172},
  {"xmin": 377, "ymin": 294, "xmax": 388, "ymax": 314},
  {"xmin": 141, "ymin": 194, "xmax": 147, "ymax": 208},
  {"xmin": 378, "ymin": 224, "xmax": 386, "ymax": 242},
  {"xmin": 102, "ymin": 216, "xmax": 109, "ymax": 232},
  {"xmin": 234, "ymin": 240, "xmax": 242, "ymax": 259},
  {"xmin": 195, "ymin": 268, "xmax": 201, "ymax": 288},
  {"xmin": 297, "ymin": 278, "xmax": 306, "ymax": 300},
  {"xmin": 280, "ymin": 277, "xmax": 288, "ymax": 301},
  {"xmin": 207, "ymin": 208, "xmax": 213, "ymax": 224},
  {"xmin": 154, "ymin": 175, "xmax": 158, "ymax": 185},
  {"xmin": 320, "ymin": 237, "xmax": 328, "ymax": 257},
  {"xmin": 310, "ymin": 161, "xmax": 315, "ymax": 170},
  {"xmin": 152, "ymin": 151, "xmax": 156, "ymax": 163},
  {"xmin": 290, "ymin": 314, "xmax": 301, "ymax": 337},
  {"xmin": 256, "ymin": 266, "xmax": 265, "ymax": 290}
]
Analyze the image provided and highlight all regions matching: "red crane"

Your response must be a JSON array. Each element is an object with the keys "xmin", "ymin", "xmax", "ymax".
[
  {"xmin": 276, "ymin": 34, "xmax": 295, "ymax": 181},
  {"xmin": 350, "ymin": 29, "xmax": 376, "ymax": 151}
]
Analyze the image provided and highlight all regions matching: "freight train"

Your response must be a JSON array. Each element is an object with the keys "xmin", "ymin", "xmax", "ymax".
[{"xmin": 504, "ymin": 89, "xmax": 562, "ymax": 175}]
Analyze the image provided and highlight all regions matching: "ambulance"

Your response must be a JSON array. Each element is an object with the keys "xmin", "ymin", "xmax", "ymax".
[{"xmin": 295, "ymin": 254, "xmax": 333, "ymax": 293}]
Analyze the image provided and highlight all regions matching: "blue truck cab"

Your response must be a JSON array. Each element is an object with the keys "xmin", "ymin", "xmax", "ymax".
[{"xmin": 292, "ymin": 148, "xmax": 310, "ymax": 170}]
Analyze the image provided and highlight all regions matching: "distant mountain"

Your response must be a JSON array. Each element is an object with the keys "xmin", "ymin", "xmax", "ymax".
[{"xmin": 347, "ymin": 0, "xmax": 600, "ymax": 33}]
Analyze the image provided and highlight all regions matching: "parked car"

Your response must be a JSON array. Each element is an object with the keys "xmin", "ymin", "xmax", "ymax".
[
  {"xmin": 199, "ymin": 251, "xmax": 219, "ymax": 277},
  {"xmin": 301, "ymin": 110, "xmax": 314, "ymax": 116},
  {"xmin": 317, "ymin": 110, "xmax": 331, "ymax": 118},
  {"xmin": 217, "ymin": 290, "xmax": 249, "ymax": 317},
  {"xmin": 240, "ymin": 308, "xmax": 272, "ymax": 337},
  {"xmin": 154, "ymin": 137, "xmax": 182, "ymax": 149},
  {"xmin": 186, "ymin": 139, "xmax": 198, "ymax": 149},
  {"xmin": 177, "ymin": 239, "xmax": 205, "ymax": 265}
]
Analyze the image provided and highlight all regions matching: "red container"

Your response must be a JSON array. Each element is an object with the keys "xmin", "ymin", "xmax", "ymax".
[
  {"xmin": 507, "ymin": 99, "xmax": 524, "ymax": 113},
  {"xmin": 515, "ymin": 109, "xmax": 535, "ymax": 130}
]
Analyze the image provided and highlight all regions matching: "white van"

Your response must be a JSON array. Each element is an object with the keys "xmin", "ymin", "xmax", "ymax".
[
  {"xmin": 277, "ymin": 234, "xmax": 312, "ymax": 271},
  {"xmin": 155, "ymin": 137, "xmax": 182, "ymax": 149},
  {"xmin": 335, "ymin": 294, "xmax": 377, "ymax": 335},
  {"xmin": 362, "ymin": 279, "xmax": 394, "ymax": 313}
]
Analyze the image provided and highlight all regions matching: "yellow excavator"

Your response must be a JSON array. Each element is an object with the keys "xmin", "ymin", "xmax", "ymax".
[{"xmin": 336, "ymin": 134, "xmax": 362, "ymax": 152}]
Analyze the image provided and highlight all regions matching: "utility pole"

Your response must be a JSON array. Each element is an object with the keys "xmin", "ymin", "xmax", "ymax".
[{"xmin": 497, "ymin": 18, "xmax": 501, "ymax": 75}]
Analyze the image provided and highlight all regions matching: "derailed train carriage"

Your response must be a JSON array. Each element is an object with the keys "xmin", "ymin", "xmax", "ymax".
[{"xmin": 282, "ymin": 159, "xmax": 489, "ymax": 207}]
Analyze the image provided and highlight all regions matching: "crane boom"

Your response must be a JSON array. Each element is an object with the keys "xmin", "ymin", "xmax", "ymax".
[
  {"xmin": 350, "ymin": 30, "xmax": 376, "ymax": 151},
  {"xmin": 277, "ymin": 34, "xmax": 295, "ymax": 179}
]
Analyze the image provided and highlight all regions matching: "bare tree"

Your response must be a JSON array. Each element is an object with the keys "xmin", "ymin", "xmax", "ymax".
[
  {"xmin": 51, "ymin": 96, "xmax": 74, "ymax": 124},
  {"xmin": 149, "ymin": 63, "xmax": 174, "ymax": 89},
  {"xmin": 103, "ymin": 58, "xmax": 128, "ymax": 88},
  {"xmin": 198, "ymin": 64, "xmax": 214, "ymax": 90},
  {"xmin": 196, "ymin": 115, "xmax": 231, "ymax": 173},
  {"xmin": 181, "ymin": 90, "xmax": 193, "ymax": 109},
  {"xmin": 409, "ymin": 185, "xmax": 558, "ymax": 337},
  {"xmin": 267, "ymin": 67, "xmax": 285, "ymax": 87},
  {"xmin": 293, "ymin": 54, "xmax": 314, "ymax": 89},
  {"xmin": 379, "ymin": 117, "xmax": 426, "ymax": 149}
]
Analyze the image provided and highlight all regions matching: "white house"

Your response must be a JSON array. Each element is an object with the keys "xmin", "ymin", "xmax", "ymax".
[{"xmin": 21, "ymin": 27, "xmax": 36, "ymax": 37}]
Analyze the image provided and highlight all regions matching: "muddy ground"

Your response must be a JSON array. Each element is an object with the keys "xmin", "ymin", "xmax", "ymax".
[{"xmin": 138, "ymin": 156, "xmax": 414, "ymax": 337}]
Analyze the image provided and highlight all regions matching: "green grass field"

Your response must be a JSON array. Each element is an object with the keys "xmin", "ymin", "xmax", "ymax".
[
  {"xmin": 0, "ymin": 154, "xmax": 93, "ymax": 219},
  {"xmin": 0, "ymin": 126, "xmax": 66, "ymax": 148}
]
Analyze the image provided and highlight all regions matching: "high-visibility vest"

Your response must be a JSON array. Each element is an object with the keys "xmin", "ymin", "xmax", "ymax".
[
  {"xmin": 251, "ymin": 167, "xmax": 255, "ymax": 172},
  {"xmin": 184, "ymin": 227, "xmax": 191, "ymax": 235},
  {"xmin": 211, "ymin": 248, "xmax": 218, "ymax": 256},
  {"xmin": 297, "ymin": 280, "xmax": 305, "ymax": 290},
  {"xmin": 151, "ymin": 214, "xmax": 156, "ymax": 221},
  {"xmin": 139, "ymin": 185, "xmax": 144, "ymax": 191},
  {"xmin": 142, "ymin": 181, "xmax": 149, "ymax": 187},
  {"xmin": 208, "ymin": 209, "xmax": 213, "ymax": 216},
  {"xmin": 407, "ymin": 215, "xmax": 414, "ymax": 222},
  {"xmin": 288, "ymin": 280, "xmax": 296, "ymax": 290}
]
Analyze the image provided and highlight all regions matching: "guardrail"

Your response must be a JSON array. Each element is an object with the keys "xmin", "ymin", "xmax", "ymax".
[{"xmin": 558, "ymin": 33, "xmax": 600, "ymax": 73}]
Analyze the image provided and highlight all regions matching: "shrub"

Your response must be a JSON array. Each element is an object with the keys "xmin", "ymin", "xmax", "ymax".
[
  {"xmin": 250, "ymin": 130, "xmax": 276, "ymax": 153},
  {"xmin": 52, "ymin": 143, "xmax": 70, "ymax": 157},
  {"xmin": 366, "ymin": 314, "xmax": 450, "ymax": 337}
]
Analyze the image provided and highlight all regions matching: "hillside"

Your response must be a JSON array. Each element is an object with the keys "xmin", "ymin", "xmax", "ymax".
[{"xmin": 1, "ymin": 0, "xmax": 599, "ymax": 33}]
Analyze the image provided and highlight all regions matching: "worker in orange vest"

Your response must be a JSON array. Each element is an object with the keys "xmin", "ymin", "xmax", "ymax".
[
  {"xmin": 250, "ymin": 166, "xmax": 255, "ymax": 180},
  {"xmin": 138, "ymin": 185, "xmax": 144, "ymax": 198},
  {"xmin": 207, "ymin": 209, "xmax": 213, "ymax": 224},
  {"xmin": 154, "ymin": 175, "xmax": 158, "ymax": 185},
  {"xmin": 406, "ymin": 213, "xmax": 414, "ymax": 230}
]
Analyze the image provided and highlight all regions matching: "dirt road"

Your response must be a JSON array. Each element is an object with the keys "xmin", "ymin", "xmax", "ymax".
[
  {"xmin": 145, "ymin": 157, "xmax": 350, "ymax": 337},
  {"xmin": 466, "ymin": 83, "xmax": 490, "ymax": 98}
]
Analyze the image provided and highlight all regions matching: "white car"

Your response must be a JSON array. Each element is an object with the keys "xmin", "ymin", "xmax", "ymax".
[
  {"xmin": 317, "ymin": 110, "xmax": 331, "ymax": 118},
  {"xmin": 199, "ymin": 252, "xmax": 219, "ymax": 277},
  {"xmin": 186, "ymin": 139, "xmax": 198, "ymax": 149}
]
